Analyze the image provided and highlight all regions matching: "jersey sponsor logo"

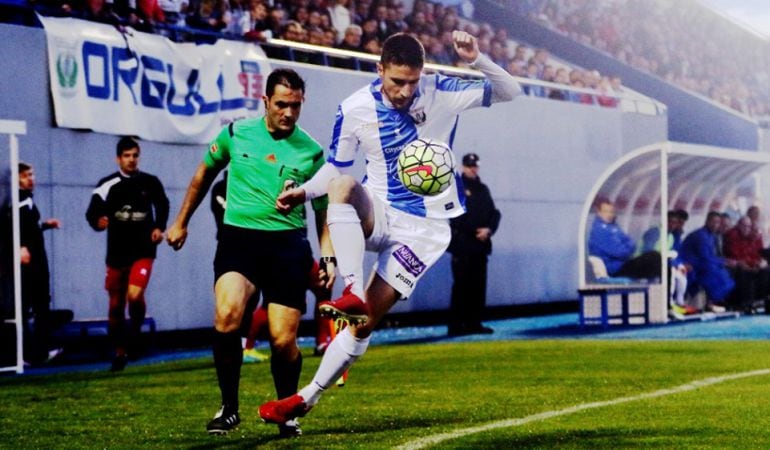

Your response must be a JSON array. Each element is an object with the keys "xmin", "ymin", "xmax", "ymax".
[
  {"xmin": 265, "ymin": 153, "xmax": 277, "ymax": 163},
  {"xmin": 392, "ymin": 245, "xmax": 426, "ymax": 277},
  {"xmin": 114, "ymin": 205, "xmax": 148, "ymax": 222},
  {"xmin": 383, "ymin": 143, "xmax": 407, "ymax": 155},
  {"xmin": 395, "ymin": 272, "xmax": 414, "ymax": 288}
]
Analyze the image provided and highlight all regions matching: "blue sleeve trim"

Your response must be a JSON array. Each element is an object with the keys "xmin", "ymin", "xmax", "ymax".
[
  {"xmin": 436, "ymin": 74, "xmax": 483, "ymax": 92},
  {"xmin": 482, "ymin": 80, "xmax": 492, "ymax": 107},
  {"xmin": 328, "ymin": 157, "xmax": 354, "ymax": 167}
]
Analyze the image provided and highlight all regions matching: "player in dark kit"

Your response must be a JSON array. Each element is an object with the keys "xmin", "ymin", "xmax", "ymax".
[{"xmin": 86, "ymin": 137, "xmax": 169, "ymax": 372}]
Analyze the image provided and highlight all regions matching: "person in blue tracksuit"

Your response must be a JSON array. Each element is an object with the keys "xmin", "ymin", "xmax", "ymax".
[
  {"xmin": 588, "ymin": 199, "xmax": 660, "ymax": 279},
  {"xmin": 680, "ymin": 211, "xmax": 735, "ymax": 312}
]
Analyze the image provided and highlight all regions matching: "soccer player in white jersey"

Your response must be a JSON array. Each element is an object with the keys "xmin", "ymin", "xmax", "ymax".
[{"xmin": 259, "ymin": 30, "xmax": 521, "ymax": 425}]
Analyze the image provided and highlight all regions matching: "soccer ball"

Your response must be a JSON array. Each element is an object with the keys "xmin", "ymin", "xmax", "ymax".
[{"xmin": 397, "ymin": 138, "xmax": 455, "ymax": 196}]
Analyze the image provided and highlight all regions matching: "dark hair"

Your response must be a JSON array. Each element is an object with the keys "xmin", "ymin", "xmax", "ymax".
[
  {"xmin": 668, "ymin": 209, "xmax": 689, "ymax": 221},
  {"xmin": 116, "ymin": 137, "xmax": 140, "ymax": 156},
  {"xmin": 18, "ymin": 162, "xmax": 31, "ymax": 173},
  {"xmin": 706, "ymin": 211, "xmax": 722, "ymax": 221},
  {"xmin": 265, "ymin": 68, "xmax": 305, "ymax": 98},
  {"xmin": 381, "ymin": 33, "xmax": 425, "ymax": 69}
]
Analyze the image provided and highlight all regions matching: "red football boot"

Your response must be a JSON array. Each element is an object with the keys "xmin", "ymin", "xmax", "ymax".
[
  {"xmin": 259, "ymin": 394, "xmax": 311, "ymax": 424},
  {"xmin": 317, "ymin": 285, "xmax": 369, "ymax": 325}
]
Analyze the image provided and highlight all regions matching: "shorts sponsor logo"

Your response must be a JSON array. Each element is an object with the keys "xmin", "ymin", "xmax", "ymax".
[
  {"xmin": 392, "ymin": 245, "xmax": 426, "ymax": 277},
  {"xmin": 396, "ymin": 273, "xmax": 414, "ymax": 288},
  {"xmin": 444, "ymin": 201, "xmax": 455, "ymax": 210}
]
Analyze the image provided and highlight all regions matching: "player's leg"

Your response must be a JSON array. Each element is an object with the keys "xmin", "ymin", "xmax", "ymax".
[
  {"xmin": 106, "ymin": 266, "xmax": 129, "ymax": 371},
  {"xmin": 243, "ymin": 300, "xmax": 269, "ymax": 363},
  {"xmin": 266, "ymin": 302, "xmax": 303, "ymax": 437},
  {"xmin": 309, "ymin": 260, "xmax": 334, "ymax": 355},
  {"xmin": 259, "ymin": 275, "xmax": 400, "ymax": 424},
  {"xmin": 318, "ymin": 176, "xmax": 375, "ymax": 323},
  {"xmin": 207, "ymin": 271, "xmax": 256, "ymax": 434},
  {"xmin": 124, "ymin": 258, "xmax": 154, "ymax": 360}
]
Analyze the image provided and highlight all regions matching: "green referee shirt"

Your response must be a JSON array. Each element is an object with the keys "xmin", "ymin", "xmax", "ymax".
[{"xmin": 204, "ymin": 117, "xmax": 327, "ymax": 231}]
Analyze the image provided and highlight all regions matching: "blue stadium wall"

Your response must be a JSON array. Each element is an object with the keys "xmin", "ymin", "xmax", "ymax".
[
  {"xmin": 474, "ymin": 0, "xmax": 760, "ymax": 151},
  {"xmin": 0, "ymin": 23, "xmax": 666, "ymax": 330}
]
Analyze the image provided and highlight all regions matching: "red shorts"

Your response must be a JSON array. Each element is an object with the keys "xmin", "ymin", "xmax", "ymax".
[{"xmin": 105, "ymin": 258, "xmax": 154, "ymax": 292}]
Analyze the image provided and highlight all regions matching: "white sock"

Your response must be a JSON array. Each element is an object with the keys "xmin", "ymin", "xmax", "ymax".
[
  {"xmin": 327, "ymin": 203, "xmax": 366, "ymax": 299},
  {"xmin": 673, "ymin": 271, "xmax": 687, "ymax": 306},
  {"xmin": 298, "ymin": 327, "xmax": 370, "ymax": 406}
]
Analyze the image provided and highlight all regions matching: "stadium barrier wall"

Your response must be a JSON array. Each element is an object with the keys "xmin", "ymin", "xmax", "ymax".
[
  {"xmin": 474, "ymin": 0, "xmax": 760, "ymax": 151},
  {"xmin": 0, "ymin": 23, "xmax": 666, "ymax": 330}
]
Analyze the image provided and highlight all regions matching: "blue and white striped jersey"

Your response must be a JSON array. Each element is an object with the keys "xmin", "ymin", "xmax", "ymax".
[{"xmin": 328, "ymin": 73, "xmax": 492, "ymax": 219}]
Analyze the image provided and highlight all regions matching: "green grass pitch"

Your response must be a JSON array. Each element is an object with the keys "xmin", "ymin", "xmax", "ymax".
[{"xmin": 2, "ymin": 340, "xmax": 770, "ymax": 448}]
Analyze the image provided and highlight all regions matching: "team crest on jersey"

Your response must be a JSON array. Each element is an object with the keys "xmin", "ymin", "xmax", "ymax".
[
  {"xmin": 210, "ymin": 143, "xmax": 218, "ymax": 154},
  {"xmin": 265, "ymin": 153, "xmax": 277, "ymax": 163},
  {"xmin": 409, "ymin": 108, "xmax": 427, "ymax": 125},
  {"xmin": 392, "ymin": 245, "xmax": 426, "ymax": 276}
]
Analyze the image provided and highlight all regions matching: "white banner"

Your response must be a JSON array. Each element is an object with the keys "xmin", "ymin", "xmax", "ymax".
[{"xmin": 41, "ymin": 16, "xmax": 270, "ymax": 144}]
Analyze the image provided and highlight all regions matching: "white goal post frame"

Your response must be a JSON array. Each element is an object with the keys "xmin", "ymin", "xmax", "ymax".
[{"xmin": 1, "ymin": 120, "xmax": 27, "ymax": 374}]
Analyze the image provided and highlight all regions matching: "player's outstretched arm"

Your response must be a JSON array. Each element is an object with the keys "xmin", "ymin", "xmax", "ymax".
[
  {"xmin": 167, "ymin": 162, "xmax": 219, "ymax": 251},
  {"xmin": 452, "ymin": 30, "xmax": 522, "ymax": 102},
  {"xmin": 276, "ymin": 185, "xmax": 308, "ymax": 213}
]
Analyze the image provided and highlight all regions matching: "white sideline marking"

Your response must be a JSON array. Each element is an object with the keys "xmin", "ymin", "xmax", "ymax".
[{"xmin": 396, "ymin": 368, "xmax": 770, "ymax": 450}]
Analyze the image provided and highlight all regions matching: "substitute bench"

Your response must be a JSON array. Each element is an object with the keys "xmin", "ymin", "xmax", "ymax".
[{"xmin": 578, "ymin": 285, "xmax": 650, "ymax": 329}]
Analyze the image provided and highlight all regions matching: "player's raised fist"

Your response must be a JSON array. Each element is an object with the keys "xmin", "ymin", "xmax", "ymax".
[{"xmin": 452, "ymin": 30, "xmax": 479, "ymax": 64}]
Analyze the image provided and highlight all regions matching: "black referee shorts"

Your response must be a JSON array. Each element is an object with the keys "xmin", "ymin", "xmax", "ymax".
[{"xmin": 214, "ymin": 224, "xmax": 313, "ymax": 313}]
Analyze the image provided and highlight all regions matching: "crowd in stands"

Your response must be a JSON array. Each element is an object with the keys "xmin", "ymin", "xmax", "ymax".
[
  {"xmin": 520, "ymin": 0, "xmax": 770, "ymax": 117},
  {"xmin": 4, "ymin": 0, "xmax": 627, "ymax": 107}
]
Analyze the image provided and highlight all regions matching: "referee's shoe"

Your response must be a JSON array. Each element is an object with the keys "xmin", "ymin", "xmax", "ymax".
[{"xmin": 207, "ymin": 405, "xmax": 240, "ymax": 435}]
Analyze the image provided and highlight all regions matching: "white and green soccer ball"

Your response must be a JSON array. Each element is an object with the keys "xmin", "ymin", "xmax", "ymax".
[{"xmin": 397, "ymin": 138, "xmax": 455, "ymax": 196}]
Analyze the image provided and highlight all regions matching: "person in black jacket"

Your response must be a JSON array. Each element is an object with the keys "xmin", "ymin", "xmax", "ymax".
[
  {"xmin": 86, "ymin": 137, "xmax": 169, "ymax": 371},
  {"xmin": 447, "ymin": 153, "xmax": 501, "ymax": 336},
  {"xmin": 18, "ymin": 162, "xmax": 71, "ymax": 364}
]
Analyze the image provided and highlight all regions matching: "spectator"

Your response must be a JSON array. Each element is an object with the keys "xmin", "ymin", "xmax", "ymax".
[
  {"xmin": 447, "ymin": 153, "xmax": 500, "ymax": 336},
  {"xmin": 243, "ymin": 0, "xmax": 272, "ymax": 41},
  {"xmin": 281, "ymin": 20, "xmax": 307, "ymax": 42},
  {"xmin": 136, "ymin": 0, "xmax": 167, "ymax": 30},
  {"xmin": 327, "ymin": 0, "xmax": 351, "ymax": 43},
  {"xmin": 186, "ymin": 0, "xmax": 227, "ymax": 31},
  {"xmin": 336, "ymin": 24, "xmax": 362, "ymax": 51},
  {"xmin": 158, "ymin": 0, "xmax": 188, "ymax": 27},
  {"xmin": 362, "ymin": 36, "xmax": 381, "ymax": 55},
  {"xmin": 723, "ymin": 216, "xmax": 769, "ymax": 312},
  {"xmin": 18, "ymin": 162, "xmax": 71, "ymax": 365},
  {"xmin": 85, "ymin": 137, "xmax": 170, "ymax": 371},
  {"xmin": 588, "ymin": 199, "xmax": 661, "ymax": 280},
  {"xmin": 223, "ymin": 0, "xmax": 249, "ymax": 36},
  {"xmin": 680, "ymin": 211, "xmax": 735, "ymax": 313}
]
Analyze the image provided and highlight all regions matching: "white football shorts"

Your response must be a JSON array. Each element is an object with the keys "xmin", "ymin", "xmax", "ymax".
[{"xmin": 364, "ymin": 186, "xmax": 451, "ymax": 298}]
